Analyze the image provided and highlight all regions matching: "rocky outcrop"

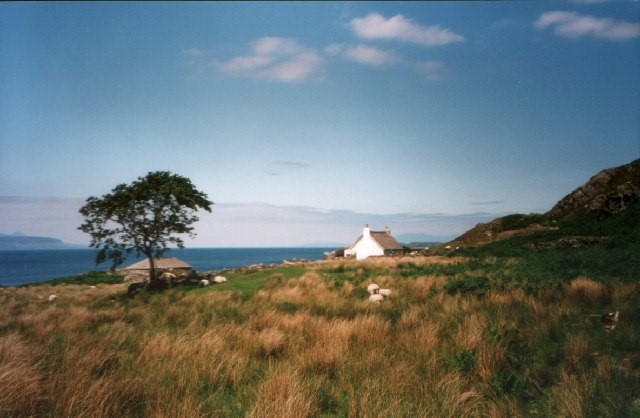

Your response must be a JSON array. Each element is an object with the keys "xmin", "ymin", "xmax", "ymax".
[
  {"xmin": 450, "ymin": 158, "xmax": 640, "ymax": 247},
  {"xmin": 548, "ymin": 159, "xmax": 640, "ymax": 219},
  {"xmin": 527, "ymin": 236, "xmax": 609, "ymax": 249},
  {"xmin": 590, "ymin": 182, "xmax": 640, "ymax": 219}
]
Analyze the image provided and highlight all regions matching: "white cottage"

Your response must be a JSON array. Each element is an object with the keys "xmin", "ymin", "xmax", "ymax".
[{"xmin": 344, "ymin": 225, "xmax": 404, "ymax": 260}]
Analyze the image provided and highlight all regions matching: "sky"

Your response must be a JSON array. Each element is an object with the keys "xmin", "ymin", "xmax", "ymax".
[{"xmin": 1, "ymin": 1, "xmax": 639, "ymax": 247}]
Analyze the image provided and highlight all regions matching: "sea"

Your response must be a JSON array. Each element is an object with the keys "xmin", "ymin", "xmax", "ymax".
[{"xmin": 0, "ymin": 247, "xmax": 334, "ymax": 287}]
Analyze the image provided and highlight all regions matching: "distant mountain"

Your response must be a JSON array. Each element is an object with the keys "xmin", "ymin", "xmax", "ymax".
[
  {"xmin": 450, "ymin": 159, "xmax": 640, "ymax": 248},
  {"xmin": 0, "ymin": 233, "xmax": 83, "ymax": 250},
  {"xmin": 300, "ymin": 242, "xmax": 346, "ymax": 248}
]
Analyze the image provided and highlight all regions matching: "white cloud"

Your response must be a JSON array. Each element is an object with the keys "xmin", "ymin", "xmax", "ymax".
[
  {"xmin": 535, "ymin": 11, "xmax": 640, "ymax": 40},
  {"xmin": 344, "ymin": 44, "xmax": 396, "ymax": 66},
  {"xmin": 215, "ymin": 37, "xmax": 324, "ymax": 82},
  {"xmin": 259, "ymin": 51, "xmax": 324, "ymax": 82},
  {"xmin": 350, "ymin": 13, "xmax": 464, "ymax": 46},
  {"xmin": 324, "ymin": 43, "xmax": 346, "ymax": 56},
  {"xmin": 252, "ymin": 37, "xmax": 303, "ymax": 56},
  {"xmin": 217, "ymin": 55, "xmax": 273, "ymax": 72},
  {"xmin": 416, "ymin": 60, "xmax": 447, "ymax": 80}
]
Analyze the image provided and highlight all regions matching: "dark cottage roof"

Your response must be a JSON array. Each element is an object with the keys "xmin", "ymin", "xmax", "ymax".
[
  {"xmin": 370, "ymin": 231, "xmax": 404, "ymax": 250},
  {"xmin": 123, "ymin": 257, "xmax": 192, "ymax": 270},
  {"xmin": 349, "ymin": 230, "xmax": 404, "ymax": 251}
]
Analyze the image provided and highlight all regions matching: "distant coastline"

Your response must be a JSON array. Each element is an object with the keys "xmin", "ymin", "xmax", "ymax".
[
  {"xmin": 0, "ymin": 247, "xmax": 334, "ymax": 286},
  {"xmin": 0, "ymin": 233, "xmax": 83, "ymax": 251}
]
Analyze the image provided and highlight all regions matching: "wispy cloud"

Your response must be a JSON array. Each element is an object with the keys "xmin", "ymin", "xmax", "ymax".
[
  {"xmin": 469, "ymin": 200, "xmax": 505, "ymax": 206},
  {"xmin": 267, "ymin": 161, "xmax": 310, "ymax": 176},
  {"xmin": 535, "ymin": 11, "xmax": 640, "ymax": 40},
  {"xmin": 0, "ymin": 197, "xmax": 499, "ymax": 247},
  {"xmin": 325, "ymin": 43, "xmax": 396, "ymax": 66},
  {"xmin": 215, "ymin": 37, "xmax": 324, "ymax": 82},
  {"xmin": 344, "ymin": 44, "xmax": 396, "ymax": 66},
  {"xmin": 195, "ymin": 203, "xmax": 498, "ymax": 246},
  {"xmin": 350, "ymin": 13, "xmax": 464, "ymax": 46},
  {"xmin": 416, "ymin": 60, "xmax": 447, "ymax": 80}
]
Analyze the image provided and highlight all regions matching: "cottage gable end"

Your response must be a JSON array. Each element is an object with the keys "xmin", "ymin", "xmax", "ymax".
[{"xmin": 345, "ymin": 225, "xmax": 404, "ymax": 260}]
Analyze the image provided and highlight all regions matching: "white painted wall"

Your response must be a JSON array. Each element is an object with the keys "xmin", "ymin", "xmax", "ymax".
[{"xmin": 345, "ymin": 226, "xmax": 384, "ymax": 260}]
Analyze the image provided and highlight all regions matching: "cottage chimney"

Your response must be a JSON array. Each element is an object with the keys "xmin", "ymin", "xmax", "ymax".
[
  {"xmin": 363, "ymin": 224, "xmax": 371, "ymax": 237},
  {"xmin": 384, "ymin": 226, "xmax": 390, "ymax": 235}
]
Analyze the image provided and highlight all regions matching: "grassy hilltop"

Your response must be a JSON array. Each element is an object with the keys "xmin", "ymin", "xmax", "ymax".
[{"xmin": 1, "ymin": 159, "xmax": 639, "ymax": 417}]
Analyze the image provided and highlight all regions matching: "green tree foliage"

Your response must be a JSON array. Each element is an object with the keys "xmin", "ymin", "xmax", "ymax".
[{"xmin": 78, "ymin": 171, "xmax": 213, "ymax": 288}]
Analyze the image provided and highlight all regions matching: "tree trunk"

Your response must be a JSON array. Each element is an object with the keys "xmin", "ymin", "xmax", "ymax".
[
  {"xmin": 146, "ymin": 253, "xmax": 164, "ymax": 290},
  {"xmin": 148, "ymin": 255, "xmax": 157, "ymax": 284}
]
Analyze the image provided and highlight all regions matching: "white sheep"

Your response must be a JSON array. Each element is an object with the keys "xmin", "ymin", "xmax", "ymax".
[
  {"xmin": 368, "ymin": 294, "xmax": 384, "ymax": 303},
  {"xmin": 48, "ymin": 294, "xmax": 57, "ymax": 302},
  {"xmin": 367, "ymin": 283, "xmax": 380, "ymax": 295},
  {"xmin": 379, "ymin": 288, "xmax": 392, "ymax": 297},
  {"xmin": 199, "ymin": 279, "xmax": 210, "ymax": 287},
  {"xmin": 213, "ymin": 276, "xmax": 227, "ymax": 284}
]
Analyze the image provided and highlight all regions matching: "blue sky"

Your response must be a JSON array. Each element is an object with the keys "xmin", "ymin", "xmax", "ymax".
[{"xmin": 1, "ymin": 2, "xmax": 639, "ymax": 247}]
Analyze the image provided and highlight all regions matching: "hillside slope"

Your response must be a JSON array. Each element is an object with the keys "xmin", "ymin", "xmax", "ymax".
[
  {"xmin": 451, "ymin": 159, "xmax": 640, "ymax": 248},
  {"xmin": 549, "ymin": 158, "xmax": 640, "ymax": 220}
]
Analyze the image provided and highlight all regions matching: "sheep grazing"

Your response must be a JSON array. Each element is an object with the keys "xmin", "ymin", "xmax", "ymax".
[
  {"xmin": 213, "ymin": 276, "xmax": 227, "ymax": 284},
  {"xmin": 601, "ymin": 311, "xmax": 619, "ymax": 332},
  {"xmin": 367, "ymin": 283, "xmax": 380, "ymax": 295},
  {"xmin": 48, "ymin": 294, "xmax": 57, "ymax": 302},
  {"xmin": 379, "ymin": 288, "xmax": 392, "ymax": 297},
  {"xmin": 199, "ymin": 279, "xmax": 210, "ymax": 287},
  {"xmin": 369, "ymin": 294, "xmax": 384, "ymax": 303}
]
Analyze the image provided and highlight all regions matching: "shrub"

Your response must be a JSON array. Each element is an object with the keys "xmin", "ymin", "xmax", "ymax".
[
  {"xmin": 445, "ymin": 276, "xmax": 490, "ymax": 296},
  {"xmin": 33, "ymin": 271, "xmax": 124, "ymax": 286},
  {"xmin": 491, "ymin": 369, "xmax": 528, "ymax": 398},
  {"xmin": 450, "ymin": 350, "xmax": 475, "ymax": 375}
]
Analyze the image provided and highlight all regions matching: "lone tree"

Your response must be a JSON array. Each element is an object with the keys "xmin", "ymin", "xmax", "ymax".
[{"xmin": 79, "ymin": 171, "xmax": 213, "ymax": 288}]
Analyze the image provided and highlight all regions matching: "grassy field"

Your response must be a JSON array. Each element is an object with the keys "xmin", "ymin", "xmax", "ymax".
[{"xmin": 1, "ymin": 253, "xmax": 639, "ymax": 417}]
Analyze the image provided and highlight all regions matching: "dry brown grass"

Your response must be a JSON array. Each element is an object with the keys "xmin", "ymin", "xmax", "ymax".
[
  {"xmin": 548, "ymin": 372, "xmax": 589, "ymax": 418},
  {"xmin": 249, "ymin": 367, "xmax": 316, "ymax": 418},
  {"xmin": 564, "ymin": 335, "xmax": 590, "ymax": 372},
  {"xmin": 455, "ymin": 313, "xmax": 486, "ymax": 351},
  {"xmin": 1, "ymin": 257, "xmax": 638, "ymax": 417},
  {"xmin": 0, "ymin": 333, "xmax": 43, "ymax": 417},
  {"xmin": 566, "ymin": 277, "xmax": 607, "ymax": 305}
]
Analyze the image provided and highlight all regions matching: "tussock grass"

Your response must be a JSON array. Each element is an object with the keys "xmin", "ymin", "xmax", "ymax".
[
  {"xmin": 0, "ymin": 333, "xmax": 42, "ymax": 417},
  {"xmin": 1, "ymin": 255, "xmax": 638, "ymax": 416}
]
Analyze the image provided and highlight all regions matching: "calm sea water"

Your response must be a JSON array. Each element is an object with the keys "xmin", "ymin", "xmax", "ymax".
[{"xmin": 0, "ymin": 248, "xmax": 333, "ymax": 286}]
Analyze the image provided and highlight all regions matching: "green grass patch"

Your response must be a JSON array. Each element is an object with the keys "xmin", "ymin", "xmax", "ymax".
[
  {"xmin": 197, "ymin": 265, "xmax": 308, "ymax": 298},
  {"xmin": 30, "ymin": 270, "xmax": 125, "ymax": 286}
]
